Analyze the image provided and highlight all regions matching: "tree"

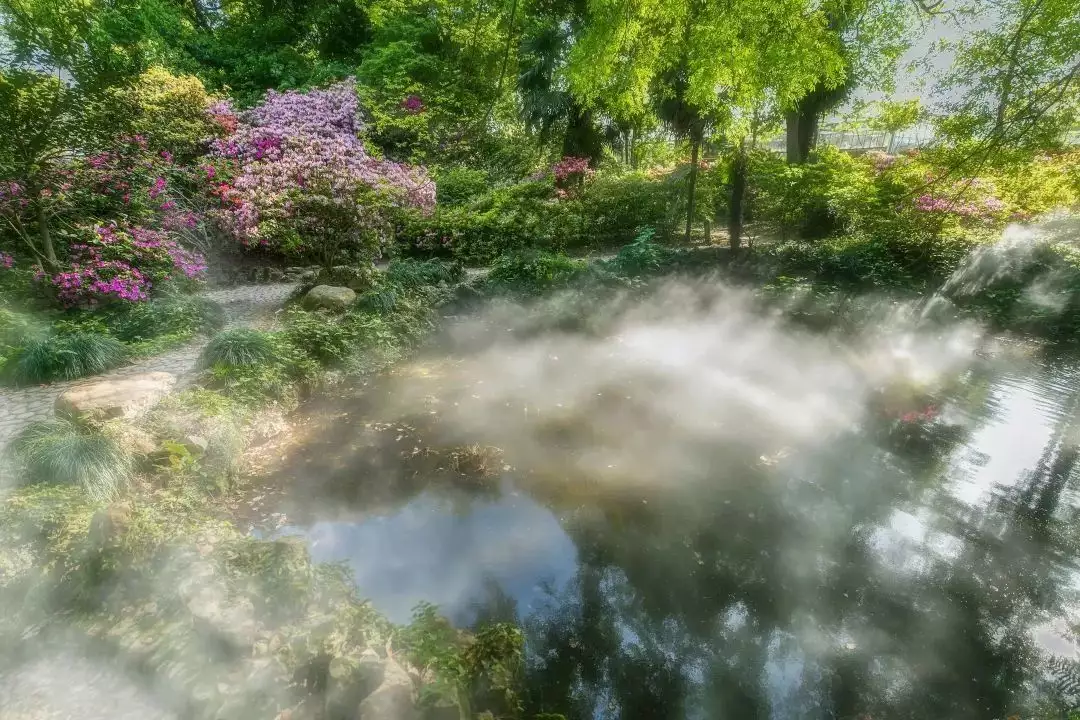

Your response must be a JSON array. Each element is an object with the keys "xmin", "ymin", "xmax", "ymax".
[
  {"xmin": 518, "ymin": 1, "xmax": 607, "ymax": 163},
  {"xmin": 785, "ymin": 0, "xmax": 915, "ymax": 163},
  {"xmin": 0, "ymin": 69, "xmax": 84, "ymax": 266},
  {"xmin": 566, "ymin": 0, "xmax": 846, "ymax": 248},
  {"xmin": 868, "ymin": 98, "xmax": 922, "ymax": 152},
  {"xmin": 936, "ymin": 0, "xmax": 1080, "ymax": 169},
  {"xmin": 0, "ymin": 0, "xmax": 193, "ymax": 90}
]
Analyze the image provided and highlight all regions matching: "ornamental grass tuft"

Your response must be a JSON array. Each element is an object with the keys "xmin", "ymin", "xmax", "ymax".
[{"xmin": 10, "ymin": 419, "xmax": 132, "ymax": 502}]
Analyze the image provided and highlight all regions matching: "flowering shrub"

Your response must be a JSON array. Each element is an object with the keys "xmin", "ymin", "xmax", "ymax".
[
  {"xmin": 401, "ymin": 95, "xmax": 425, "ymax": 114},
  {"xmin": 40, "ymin": 224, "xmax": 207, "ymax": 307},
  {"xmin": 913, "ymin": 191, "xmax": 1005, "ymax": 220},
  {"xmin": 0, "ymin": 251, "xmax": 13, "ymax": 269},
  {"xmin": 208, "ymin": 79, "xmax": 435, "ymax": 262},
  {"xmin": 553, "ymin": 156, "xmax": 591, "ymax": 183}
]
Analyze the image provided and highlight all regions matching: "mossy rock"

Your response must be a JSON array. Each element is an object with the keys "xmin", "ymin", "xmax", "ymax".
[{"xmin": 303, "ymin": 285, "xmax": 358, "ymax": 312}]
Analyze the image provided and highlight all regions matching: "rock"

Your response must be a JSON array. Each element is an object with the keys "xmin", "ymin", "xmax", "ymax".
[
  {"xmin": 319, "ymin": 264, "xmax": 377, "ymax": 292},
  {"xmin": 299, "ymin": 269, "xmax": 319, "ymax": 282},
  {"xmin": 358, "ymin": 648, "xmax": 386, "ymax": 689},
  {"xmin": 285, "ymin": 267, "xmax": 306, "ymax": 275},
  {"xmin": 268, "ymin": 268, "xmax": 284, "ymax": 282},
  {"xmin": 358, "ymin": 659, "xmax": 417, "ymax": 720},
  {"xmin": 55, "ymin": 372, "xmax": 176, "ymax": 421},
  {"xmin": 302, "ymin": 285, "xmax": 356, "ymax": 312},
  {"xmin": 101, "ymin": 420, "xmax": 158, "ymax": 456},
  {"xmin": 89, "ymin": 502, "xmax": 133, "ymax": 547}
]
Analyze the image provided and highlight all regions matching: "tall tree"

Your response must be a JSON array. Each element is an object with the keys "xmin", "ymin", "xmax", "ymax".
[
  {"xmin": 785, "ymin": 0, "xmax": 915, "ymax": 163},
  {"xmin": 936, "ymin": 0, "xmax": 1080, "ymax": 169},
  {"xmin": 517, "ymin": 1, "xmax": 606, "ymax": 162},
  {"xmin": 567, "ymin": 0, "xmax": 847, "ymax": 247}
]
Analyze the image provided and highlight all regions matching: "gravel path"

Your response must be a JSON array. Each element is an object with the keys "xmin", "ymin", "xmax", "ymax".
[
  {"xmin": 0, "ymin": 653, "xmax": 177, "ymax": 720},
  {"xmin": 0, "ymin": 283, "xmax": 297, "ymax": 452}
]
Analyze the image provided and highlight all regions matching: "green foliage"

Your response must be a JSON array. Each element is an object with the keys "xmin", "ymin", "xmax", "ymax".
[
  {"xmin": 386, "ymin": 258, "xmax": 465, "ymax": 288},
  {"xmin": 205, "ymin": 332, "xmax": 319, "ymax": 406},
  {"xmin": 10, "ymin": 419, "xmax": 132, "ymax": 501},
  {"xmin": 605, "ymin": 228, "xmax": 677, "ymax": 276},
  {"xmin": 0, "ymin": 307, "xmax": 47, "ymax": 374},
  {"xmin": 400, "ymin": 172, "xmax": 675, "ymax": 263},
  {"xmin": 400, "ymin": 602, "xmax": 525, "ymax": 717},
  {"xmin": 199, "ymin": 328, "xmax": 278, "ymax": 369},
  {"xmin": 937, "ymin": 0, "xmax": 1080, "ymax": 163},
  {"xmin": 106, "ymin": 66, "xmax": 217, "ymax": 158},
  {"xmin": 486, "ymin": 250, "xmax": 586, "ymax": 296},
  {"xmin": 750, "ymin": 147, "xmax": 878, "ymax": 240},
  {"xmin": 9, "ymin": 331, "xmax": 127, "ymax": 384},
  {"xmin": 283, "ymin": 307, "xmax": 356, "ymax": 365},
  {"xmin": 869, "ymin": 98, "xmax": 922, "ymax": 134},
  {"xmin": 109, "ymin": 293, "xmax": 225, "ymax": 343},
  {"xmin": 434, "ymin": 167, "xmax": 491, "ymax": 206}
]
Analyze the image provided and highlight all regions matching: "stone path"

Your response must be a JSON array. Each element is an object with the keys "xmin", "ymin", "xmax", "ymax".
[{"xmin": 0, "ymin": 284, "xmax": 297, "ymax": 452}]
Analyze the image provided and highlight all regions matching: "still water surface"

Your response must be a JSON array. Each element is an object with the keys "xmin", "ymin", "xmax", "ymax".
[{"xmin": 267, "ymin": 304, "xmax": 1080, "ymax": 718}]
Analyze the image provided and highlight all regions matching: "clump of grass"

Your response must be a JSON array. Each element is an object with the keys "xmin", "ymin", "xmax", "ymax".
[
  {"xmin": 10, "ymin": 419, "xmax": 132, "ymax": 502},
  {"xmin": 199, "ymin": 328, "xmax": 277, "ymax": 369},
  {"xmin": 448, "ymin": 444, "xmax": 504, "ymax": 480},
  {"xmin": 358, "ymin": 287, "xmax": 399, "ymax": 313},
  {"xmin": 111, "ymin": 294, "xmax": 225, "ymax": 342},
  {"xmin": 386, "ymin": 258, "xmax": 465, "ymax": 288},
  {"xmin": 10, "ymin": 332, "xmax": 127, "ymax": 384}
]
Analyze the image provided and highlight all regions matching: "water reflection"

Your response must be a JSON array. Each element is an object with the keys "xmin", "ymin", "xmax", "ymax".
[
  {"xmin": 278, "ymin": 486, "xmax": 577, "ymax": 625},
  {"xmin": 270, "ymin": 337, "xmax": 1080, "ymax": 718}
]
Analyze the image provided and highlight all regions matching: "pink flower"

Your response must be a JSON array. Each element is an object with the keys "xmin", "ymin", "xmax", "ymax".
[{"xmin": 149, "ymin": 176, "xmax": 167, "ymax": 199}]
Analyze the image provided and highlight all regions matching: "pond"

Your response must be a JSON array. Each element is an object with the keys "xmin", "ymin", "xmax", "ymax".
[{"xmin": 263, "ymin": 281, "xmax": 1080, "ymax": 719}]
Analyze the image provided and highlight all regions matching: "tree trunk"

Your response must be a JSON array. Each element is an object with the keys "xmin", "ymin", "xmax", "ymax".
[
  {"xmin": 786, "ymin": 107, "xmax": 818, "ymax": 164},
  {"xmin": 685, "ymin": 135, "xmax": 700, "ymax": 244},
  {"xmin": 887, "ymin": 131, "xmax": 896, "ymax": 153},
  {"xmin": 785, "ymin": 111, "xmax": 800, "ymax": 163},
  {"xmin": 37, "ymin": 202, "xmax": 56, "ymax": 266},
  {"xmin": 728, "ymin": 141, "xmax": 747, "ymax": 252}
]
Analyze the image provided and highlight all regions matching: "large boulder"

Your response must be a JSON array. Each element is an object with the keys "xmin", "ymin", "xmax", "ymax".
[
  {"xmin": 55, "ymin": 372, "xmax": 176, "ymax": 421},
  {"xmin": 302, "ymin": 285, "xmax": 357, "ymax": 312},
  {"xmin": 358, "ymin": 658, "xmax": 417, "ymax": 720}
]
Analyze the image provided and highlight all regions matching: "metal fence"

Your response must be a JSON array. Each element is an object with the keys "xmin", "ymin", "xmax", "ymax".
[{"xmin": 763, "ymin": 127, "xmax": 934, "ymax": 154}]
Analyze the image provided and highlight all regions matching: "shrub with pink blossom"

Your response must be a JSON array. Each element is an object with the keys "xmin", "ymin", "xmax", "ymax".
[
  {"xmin": 209, "ymin": 79, "xmax": 435, "ymax": 262},
  {"xmin": 0, "ymin": 251, "xmax": 13, "ymax": 269},
  {"xmin": 40, "ymin": 224, "xmax": 207, "ymax": 308}
]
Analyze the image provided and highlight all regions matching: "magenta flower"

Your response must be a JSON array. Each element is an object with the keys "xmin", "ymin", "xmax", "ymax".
[{"xmin": 401, "ymin": 95, "xmax": 424, "ymax": 113}]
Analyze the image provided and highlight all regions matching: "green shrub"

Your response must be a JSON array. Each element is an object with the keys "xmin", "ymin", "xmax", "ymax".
[
  {"xmin": 750, "ymin": 147, "xmax": 878, "ymax": 241},
  {"xmin": 110, "ymin": 294, "xmax": 226, "ymax": 343},
  {"xmin": 386, "ymin": 258, "xmax": 465, "ymax": 288},
  {"xmin": 10, "ymin": 332, "xmax": 127, "ymax": 384},
  {"xmin": 283, "ymin": 307, "xmax": 355, "ymax": 365},
  {"xmin": 434, "ymin": 167, "xmax": 491, "ymax": 206},
  {"xmin": 605, "ymin": 228, "xmax": 677, "ymax": 276},
  {"xmin": 199, "ymin": 329, "xmax": 277, "ymax": 369},
  {"xmin": 575, "ymin": 171, "xmax": 678, "ymax": 247},
  {"xmin": 399, "ymin": 172, "xmax": 676, "ymax": 263},
  {"xmin": 205, "ymin": 332, "xmax": 319, "ymax": 406},
  {"xmin": 486, "ymin": 250, "xmax": 586, "ymax": 296},
  {"xmin": 10, "ymin": 419, "xmax": 132, "ymax": 501}
]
